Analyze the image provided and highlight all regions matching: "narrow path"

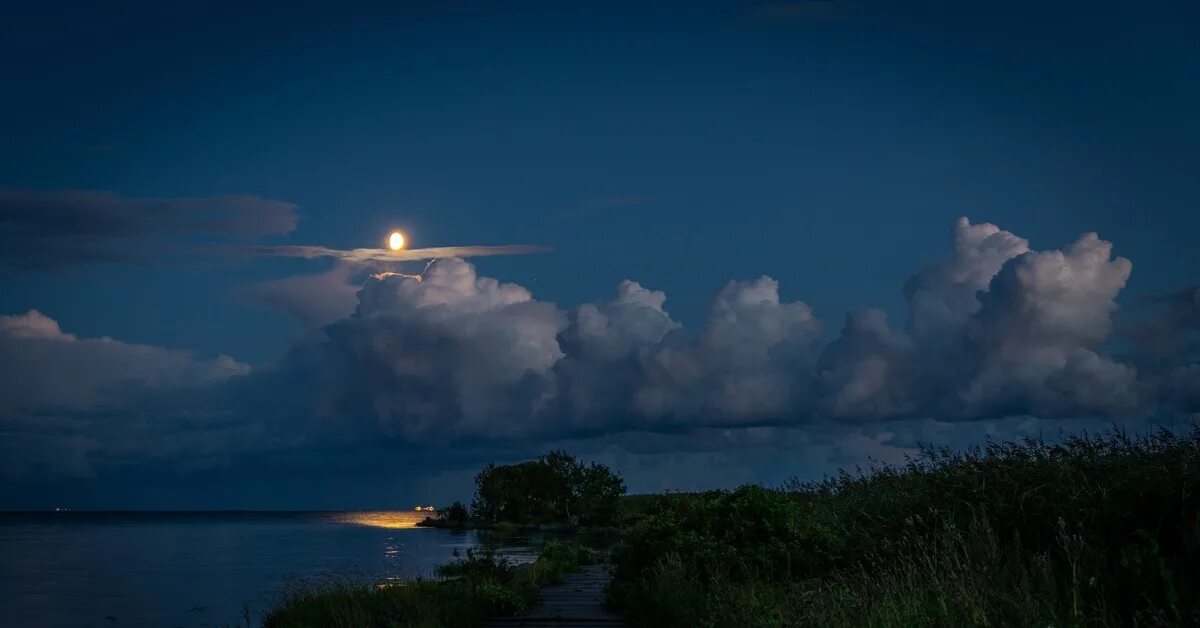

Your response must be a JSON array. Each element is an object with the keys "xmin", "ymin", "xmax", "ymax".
[{"xmin": 485, "ymin": 564, "xmax": 627, "ymax": 627}]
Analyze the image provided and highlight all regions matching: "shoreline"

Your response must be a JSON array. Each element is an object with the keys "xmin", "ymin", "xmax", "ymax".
[
  {"xmin": 415, "ymin": 516, "xmax": 618, "ymax": 535},
  {"xmin": 263, "ymin": 540, "xmax": 601, "ymax": 626}
]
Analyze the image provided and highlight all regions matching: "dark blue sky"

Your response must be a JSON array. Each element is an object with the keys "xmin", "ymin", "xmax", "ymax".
[
  {"xmin": 1, "ymin": 1, "xmax": 1198, "ymax": 507},
  {"xmin": 4, "ymin": 1, "xmax": 1197, "ymax": 362}
]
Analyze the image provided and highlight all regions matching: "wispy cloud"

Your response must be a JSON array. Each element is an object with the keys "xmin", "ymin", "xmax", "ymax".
[
  {"xmin": 242, "ymin": 243, "xmax": 551, "ymax": 263},
  {"xmin": 238, "ymin": 263, "xmax": 361, "ymax": 327}
]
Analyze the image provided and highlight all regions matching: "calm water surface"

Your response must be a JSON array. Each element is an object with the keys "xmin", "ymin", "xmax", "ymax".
[{"xmin": 0, "ymin": 511, "xmax": 539, "ymax": 628}]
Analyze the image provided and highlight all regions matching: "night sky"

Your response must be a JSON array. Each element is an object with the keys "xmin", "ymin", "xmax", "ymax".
[{"xmin": 2, "ymin": 1, "xmax": 1198, "ymax": 509}]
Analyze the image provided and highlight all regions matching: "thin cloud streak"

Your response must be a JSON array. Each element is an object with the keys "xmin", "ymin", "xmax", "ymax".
[
  {"xmin": 244, "ymin": 244, "xmax": 552, "ymax": 263},
  {"xmin": 0, "ymin": 188, "xmax": 298, "ymax": 270}
]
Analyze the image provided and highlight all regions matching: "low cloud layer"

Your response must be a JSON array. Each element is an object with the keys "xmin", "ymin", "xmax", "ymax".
[
  {"xmin": 0, "ymin": 188, "xmax": 297, "ymax": 270},
  {"xmin": 0, "ymin": 310, "xmax": 249, "ymax": 476},
  {"xmin": 1, "ymin": 217, "xmax": 1197, "ymax": 485}
]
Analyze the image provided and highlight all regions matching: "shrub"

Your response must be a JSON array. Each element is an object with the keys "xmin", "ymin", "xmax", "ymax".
[{"xmin": 609, "ymin": 429, "xmax": 1200, "ymax": 627}]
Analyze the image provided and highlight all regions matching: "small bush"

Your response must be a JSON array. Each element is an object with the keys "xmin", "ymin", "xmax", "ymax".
[{"xmin": 530, "ymin": 540, "xmax": 595, "ymax": 585}]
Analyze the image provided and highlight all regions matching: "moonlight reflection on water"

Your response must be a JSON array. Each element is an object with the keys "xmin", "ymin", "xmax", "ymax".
[{"xmin": 332, "ymin": 511, "xmax": 428, "ymax": 529}]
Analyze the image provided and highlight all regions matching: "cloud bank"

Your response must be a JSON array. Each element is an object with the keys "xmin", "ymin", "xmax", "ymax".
[
  {"xmin": 1, "ymin": 217, "xmax": 1197, "ymax": 484},
  {"xmin": 281, "ymin": 218, "xmax": 1171, "ymax": 446},
  {"xmin": 821, "ymin": 219, "xmax": 1139, "ymax": 421},
  {"xmin": 0, "ymin": 310, "xmax": 249, "ymax": 476}
]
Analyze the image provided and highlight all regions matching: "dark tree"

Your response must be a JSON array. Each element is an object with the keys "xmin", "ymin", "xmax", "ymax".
[
  {"xmin": 470, "ymin": 451, "xmax": 626, "ymax": 526},
  {"xmin": 440, "ymin": 501, "xmax": 469, "ymax": 523},
  {"xmin": 577, "ymin": 461, "xmax": 626, "ymax": 525}
]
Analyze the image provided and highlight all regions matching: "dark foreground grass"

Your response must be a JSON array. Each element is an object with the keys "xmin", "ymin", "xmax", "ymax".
[
  {"xmin": 609, "ymin": 429, "xmax": 1200, "ymax": 627},
  {"xmin": 264, "ymin": 541, "xmax": 594, "ymax": 627}
]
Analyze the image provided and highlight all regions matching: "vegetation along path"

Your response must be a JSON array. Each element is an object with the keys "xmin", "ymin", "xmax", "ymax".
[{"xmin": 485, "ymin": 564, "xmax": 626, "ymax": 628}]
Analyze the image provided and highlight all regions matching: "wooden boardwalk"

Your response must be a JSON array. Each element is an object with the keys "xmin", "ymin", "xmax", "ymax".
[{"xmin": 485, "ymin": 564, "xmax": 627, "ymax": 627}]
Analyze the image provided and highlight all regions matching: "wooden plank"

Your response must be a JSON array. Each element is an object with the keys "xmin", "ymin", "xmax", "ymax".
[{"xmin": 484, "ymin": 565, "xmax": 627, "ymax": 627}]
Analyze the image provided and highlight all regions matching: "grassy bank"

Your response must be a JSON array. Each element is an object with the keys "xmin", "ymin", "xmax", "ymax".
[
  {"xmin": 264, "ymin": 541, "xmax": 594, "ymax": 627},
  {"xmin": 608, "ymin": 429, "xmax": 1200, "ymax": 627}
]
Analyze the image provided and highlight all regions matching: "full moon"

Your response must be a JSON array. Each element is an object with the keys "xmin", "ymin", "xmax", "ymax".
[{"xmin": 388, "ymin": 231, "xmax": 406, "ymax": 251}]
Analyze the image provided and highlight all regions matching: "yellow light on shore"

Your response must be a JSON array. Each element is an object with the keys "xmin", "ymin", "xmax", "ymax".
[
  {"xmin": 388, "ymin": 231, "xmax": 406, "ymax": 251},
  {"xmin": 334, "ymin": 511, "xmax": 425, "ymax": 529}
]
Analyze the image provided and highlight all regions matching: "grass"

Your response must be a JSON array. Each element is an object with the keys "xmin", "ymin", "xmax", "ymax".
[
  {"xmin": 618, "ymin": 492, "xmax": 701, "ymax": 526},
  {"xmin": 608, "ymin": 428, "xmax": 1200, "ymax": 627},
  {"xmin": 263, "ymin": 541, "xmax": 594, "ymax": 627}
]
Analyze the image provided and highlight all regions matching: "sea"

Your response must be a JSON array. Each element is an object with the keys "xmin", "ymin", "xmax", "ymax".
[{"xmin": 0, "ymin": 510, "xmax": 540, "ymax": 628}]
